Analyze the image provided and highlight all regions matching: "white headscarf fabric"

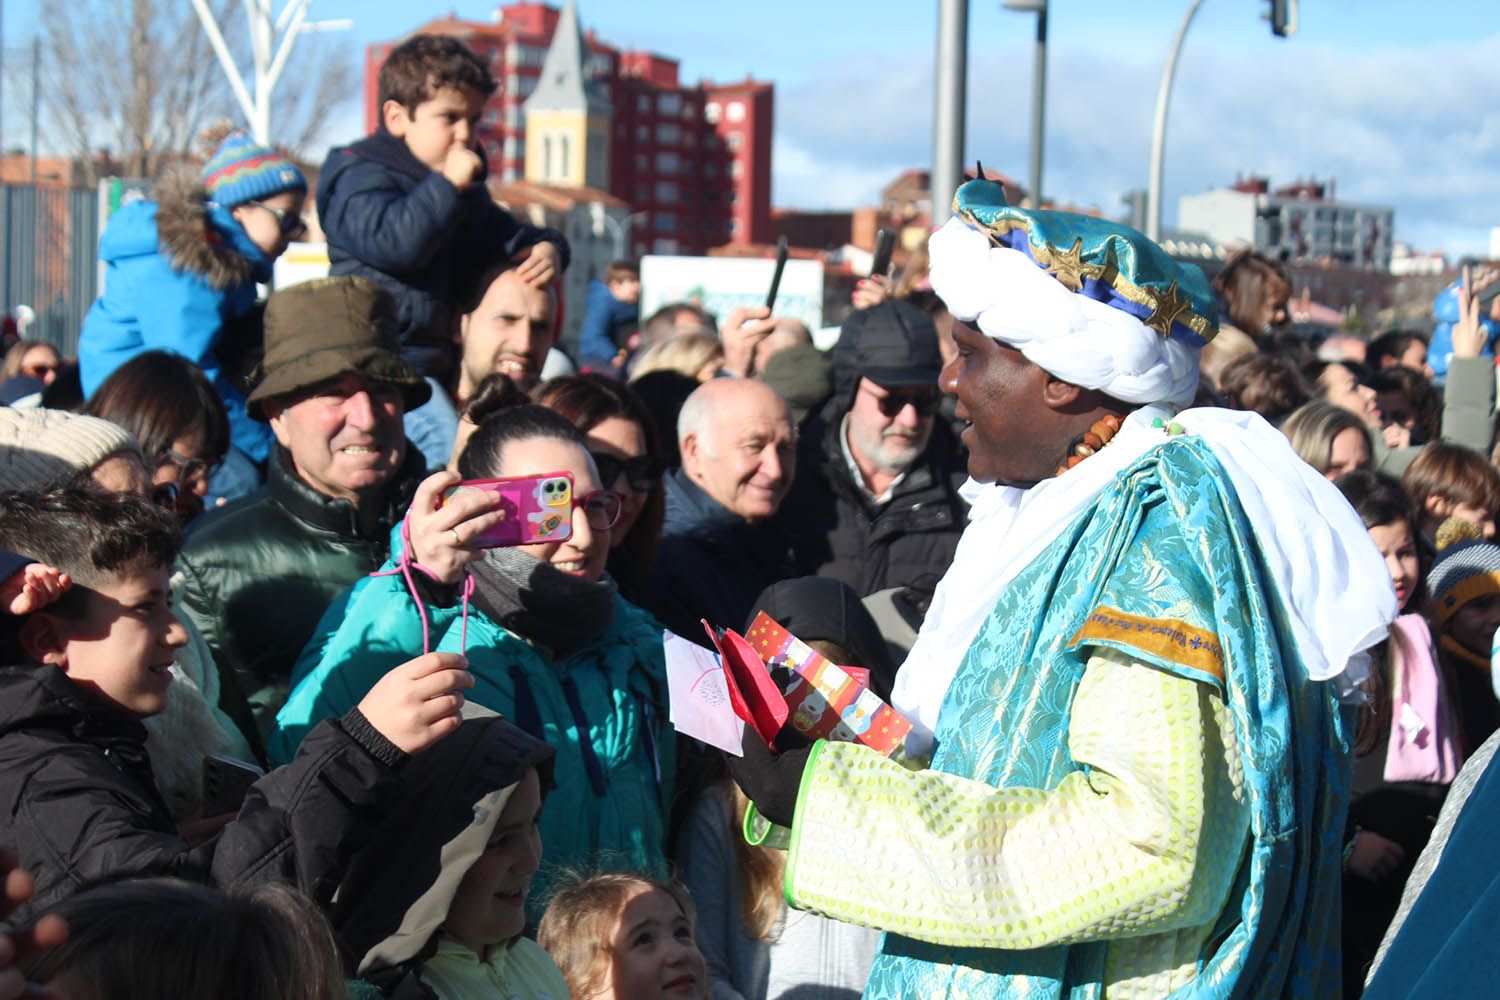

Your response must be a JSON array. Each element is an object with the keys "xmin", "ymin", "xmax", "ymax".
[{"xmin": 928, "ymin": 217, "xmax": 1201, "ymax": 407}]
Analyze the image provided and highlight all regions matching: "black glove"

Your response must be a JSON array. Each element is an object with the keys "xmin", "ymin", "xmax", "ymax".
[{"xmin": 723, "ymin": 725, "xmax": 811, "ymax": 827}]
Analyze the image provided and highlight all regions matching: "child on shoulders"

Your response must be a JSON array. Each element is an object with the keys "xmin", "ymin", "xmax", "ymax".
[{"xmin": 318, "ymin": 34, "xmax": 569, "ymax": 389}]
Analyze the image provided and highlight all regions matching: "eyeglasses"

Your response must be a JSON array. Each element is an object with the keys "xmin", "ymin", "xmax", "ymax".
[
  {"xmin": 20, "ymin": 363, "xmax": 57, "ymax": 379},
  {"xmin": 862, "ymin": 385, "xmax": 942, "ymax": 418},
  {"xmin": 246, "ymin": 200, "xmax": 307, "ymax": 240},
  {"xmin": 577, "ymin": 489, "xmax": 624, "ymax": 532},
  {"xmin": 158, "ymin": 447, "xmax": 220, "ymax": 484},
  {"xmin": 589, "ymin": 452, "xmax": 664, "ymax": 493}
]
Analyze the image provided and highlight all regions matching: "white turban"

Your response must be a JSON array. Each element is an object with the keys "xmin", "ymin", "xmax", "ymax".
[{"xmin": 929, "ymin": 217, "xmax": 1201, "ymax": 407}]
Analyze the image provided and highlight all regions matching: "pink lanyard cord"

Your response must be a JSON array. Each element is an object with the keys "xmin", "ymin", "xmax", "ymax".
[{"xmin": 369, "ymin": 515, "xmax": 474, "ymax": 656}]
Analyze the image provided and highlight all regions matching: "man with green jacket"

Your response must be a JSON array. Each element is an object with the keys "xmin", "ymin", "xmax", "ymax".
[{"xmin": 176, "ymin": 277, "xmax": 431, "ymax": 757}]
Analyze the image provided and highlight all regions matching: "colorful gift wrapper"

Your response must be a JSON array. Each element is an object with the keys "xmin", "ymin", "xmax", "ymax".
[{"xmin": 744, "ymin": 612, "xmax": 912, "ymax": 757}]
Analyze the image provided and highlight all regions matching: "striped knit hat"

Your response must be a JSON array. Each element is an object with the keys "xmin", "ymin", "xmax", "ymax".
[
  {"xmin": 0, "ymin": 408, "xmax": 144, "ymax": 492},
  {"xmin": 201, "ymin": 131, "xmax": 306, "ymax": 208},
  {"xmin": 1428, "ymin": 518, "xmax": 1500, "ymax": 625}
]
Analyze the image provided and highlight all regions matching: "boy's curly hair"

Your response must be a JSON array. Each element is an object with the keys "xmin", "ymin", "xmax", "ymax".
[
  {"xmin": 0, "ymin": 488, "xmax": 179, "ymax": 601},
  {"xmin": 378, "ymin": 34, "xmax": 497, "ymax": 111}
]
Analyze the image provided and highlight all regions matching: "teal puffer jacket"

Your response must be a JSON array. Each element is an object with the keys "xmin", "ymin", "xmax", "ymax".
[{"xmin": 271, "ymin": 538, "xmax": 674, "ymax": 904}]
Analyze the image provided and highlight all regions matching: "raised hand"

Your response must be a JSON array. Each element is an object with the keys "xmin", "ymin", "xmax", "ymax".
[{"xmin": 356, "ymin": 651, "xmax": 474, "ymax": 755}]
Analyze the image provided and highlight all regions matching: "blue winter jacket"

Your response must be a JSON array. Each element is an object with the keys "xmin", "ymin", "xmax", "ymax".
[
  {"xmin": 78, "ymin": 176, "xmax": 272, "ymax": 463},
  {"xmin": 578, "ymin": 278, "xmax": 638, "ymax": 371},
  {"xmin": 269, "ymin": 530, "xmax": 673, "ymax": 901},
  {"xmin": 317, "ymin": 131, "xmax": 570, "ymax": 380}
]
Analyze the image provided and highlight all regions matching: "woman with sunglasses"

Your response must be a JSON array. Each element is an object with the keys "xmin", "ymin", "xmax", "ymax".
[
  {"xmin": 535, "ymin": 373, "xmax": 666, "ymax": 602},
  {"xmin": 84, "ymin": 351, "xmax": 230, "ymax": 524},
  {"xmin": 271, "ymin": 379, "xmax": 675, "ymax": 888},
  {"xmin": 0, "ymin": 339, "xmax": 60, "ymax": 389},
  {"xmin": 77, "ymin": 131, "xmax": 308, "ymax": 502}
]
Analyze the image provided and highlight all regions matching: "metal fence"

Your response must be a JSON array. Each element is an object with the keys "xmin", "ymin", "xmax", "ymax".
[{"xmin": 0, "ymin": 183, "xmax": 99, "ymax": 357}]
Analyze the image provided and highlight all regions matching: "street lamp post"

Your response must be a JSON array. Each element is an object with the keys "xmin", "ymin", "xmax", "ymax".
[
  {"xmin": 1145, "ymin": 0, "xmax": 1204, "ymax": 242},
  {"xmin": 931, "ymin": 0, "xmax": 969, "ymax": 225},
  {"xmin": 1003, "ymin": 0, "xmax": 1048, "ymax": 210}
]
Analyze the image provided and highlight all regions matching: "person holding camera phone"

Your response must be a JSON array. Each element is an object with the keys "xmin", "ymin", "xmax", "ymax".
[{"xmin": 272, "ymin": 377, "xmax": 674, "ymax": 914}]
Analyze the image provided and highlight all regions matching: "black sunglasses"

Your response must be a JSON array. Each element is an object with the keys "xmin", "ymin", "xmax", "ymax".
[
  {"xmin": 246, "ymin": 199, "xmax": 307, "ymax": 239},
  {"xmin": 590, "ymin": 452, "xmax": 664, "ymax": 493},
  {"xmin": 864, "ymin": 385, "xmax": 942, "ymax": 418}
]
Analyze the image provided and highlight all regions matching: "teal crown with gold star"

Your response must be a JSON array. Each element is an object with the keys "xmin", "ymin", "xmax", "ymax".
[{"xmin": 952, "ymin": 177, "xmax": 1218, "ymax": 347}]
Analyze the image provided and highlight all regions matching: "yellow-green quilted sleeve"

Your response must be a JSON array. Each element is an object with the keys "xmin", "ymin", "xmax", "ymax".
[{"xmin": 782, "ymin": 648, "xmax": 1249, "ymax": 950}]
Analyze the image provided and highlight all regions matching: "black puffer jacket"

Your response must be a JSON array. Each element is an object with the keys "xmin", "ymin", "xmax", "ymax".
[
  {"xmin": 638, "ymin": 470, "xmax": 796, "ymax": 644},
  {"xmin": 0, "ymin": 665, "xmax": 405, "ymax": 927},
  {"xmin": 317, "ymin": 131, "xmax": 569, "ymax": 379},
  {"xmin": 779, "ymin": 397, "xmax": 969, "ymax": 597},
  {"xmin": 177, "ymin": 444, "xmax": 427, "ymax": 753}
]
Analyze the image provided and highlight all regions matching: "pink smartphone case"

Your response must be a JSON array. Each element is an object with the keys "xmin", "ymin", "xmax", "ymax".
[{"xmin": 442, "ymin": 471, "xmax": 574, "ymax": 548}]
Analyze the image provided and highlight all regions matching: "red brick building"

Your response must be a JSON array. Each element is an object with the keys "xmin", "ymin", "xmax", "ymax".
[{"xmin": 364, "ymin": 3, "xmax": 774, "ymax": 254}]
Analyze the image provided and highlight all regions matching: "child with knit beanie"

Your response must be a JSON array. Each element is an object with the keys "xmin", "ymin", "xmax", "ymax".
[
  {"xmin": 1427, "ymin": 517, "xmax": 1500, "ymax": 755},
  {"xmin": 77, "ymin": 130, "xmax": 308, "ymax": 498}
]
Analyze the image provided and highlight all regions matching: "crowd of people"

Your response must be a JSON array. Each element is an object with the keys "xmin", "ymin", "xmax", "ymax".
[{"xmin": 0, "ymin": 29, "xmax": 1497, "ymax": 1000}]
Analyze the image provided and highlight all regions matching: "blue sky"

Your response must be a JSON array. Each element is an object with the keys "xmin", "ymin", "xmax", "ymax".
[{"xmin": 6, "ymin": 1, "xmax": 1498, "ymax": 255}]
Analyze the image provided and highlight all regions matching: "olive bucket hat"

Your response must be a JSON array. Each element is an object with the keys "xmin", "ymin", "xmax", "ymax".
[{"xmin": 246, "ymin": 276, "xmax": 431, "ymax": 420}]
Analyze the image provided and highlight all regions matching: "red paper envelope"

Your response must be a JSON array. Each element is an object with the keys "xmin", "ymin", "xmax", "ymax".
[
  {"xmin": 744, "ymin": 612, "xmax": 913, "ymax": 757},
  {"xmin": 702, "ymin": 620, "xmax": 789, "ymax": 743}
]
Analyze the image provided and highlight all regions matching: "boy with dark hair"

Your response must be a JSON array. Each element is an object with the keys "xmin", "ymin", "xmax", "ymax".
[
  {"xmin": 318, "ymin": 33, "xmax": 569, "ymax": 386},
  {"xmin": 0, "ymin": 488, "xmax": 473, "ymax": 925},
  {"xmin": 578, "ymin": 260, "xmax": 642, "ymax": 377}
]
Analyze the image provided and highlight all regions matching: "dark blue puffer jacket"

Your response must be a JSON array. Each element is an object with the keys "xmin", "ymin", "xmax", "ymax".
[{"xmin": 316, "ymin": 131, "xmax": 569, "ymax": 379}]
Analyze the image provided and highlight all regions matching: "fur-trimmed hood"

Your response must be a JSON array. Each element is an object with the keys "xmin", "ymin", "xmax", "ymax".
[{"xmin": 97, "ymin": 166, "xmax": 271, "ymax": 290}]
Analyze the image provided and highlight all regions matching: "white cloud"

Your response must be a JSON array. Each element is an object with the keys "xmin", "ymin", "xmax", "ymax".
[{"xmin": 771, "ymin": 32, "xmax": 1500, "ymax": 256}]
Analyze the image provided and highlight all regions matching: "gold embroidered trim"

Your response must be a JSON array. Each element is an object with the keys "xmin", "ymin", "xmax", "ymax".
[
  {"xmin": 1071, "ymin": 606, "xmax": 1225, "ymax": 683},
  {"xmin": 956, "ymin": 208, "xmax": 1218, "ymax": 343}
]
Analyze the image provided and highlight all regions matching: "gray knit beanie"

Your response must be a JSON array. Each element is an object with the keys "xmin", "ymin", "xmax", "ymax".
[{"xmin": 0, "ymin": 408, "xmax": 144, "ymax": 492}]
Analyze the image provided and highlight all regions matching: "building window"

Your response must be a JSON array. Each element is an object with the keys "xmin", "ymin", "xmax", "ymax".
[
  {"xmin": 503, "ymin": 136, "xmax": 518, "ymax": 161},
  {"xmin": 505, "ymin": 104, "xmax": 520, "ymax": 128},
  {"xmin": 726, "ymin": 100, "xmax": 746, "ymax": 123},
  {"xmin": 657, "ymin": 123, "xmax": 680, "ymax": 144},
  {"xmin": 725, "ymin": 133, "xmax": 742, "ymax": 151},
  {"xmin": 655, "ymin": 151, "xmax": 679, "ymax": 174},
  {"xmin": 658, "ymin": 213, "xmax": 677, "ymax": 232},
  {"xmin": 705, "ymin": 101, "xmax": 721, "ymax": 123},
  {"xmin": 658, "ymin": 93, "xmax": 682, "ymax": 115},
  {"xmin": 704, "ymin": 162, "xmax": 719, "ymax": 177},
  {"xmin": 636, "ymin": 154, "xmax": 648, "ymax": 172},
  {"xmin": 730, "ymin": 159, "xmax": 743, "ymax": 179},
  {"xmin": 560, "ymin": 134, "xmax": 571, "ymax": 176},
  {"xmin": 637, "ymin": 124, "xmax": 650, "ymax": 141},
  {"xmin": 638, "ymin": 94, "xmax": 651, "ymax": 113},
  {"xmin": 543, "ymin": 136, "xmax": 554, "ymax": 179},
  {"xmin": 656, "ymin": 181, "xmax": 679, "ymax": 203},
  {"xmin": 703, "ymin": 189, "xmax": 718, "ymax": 203}
]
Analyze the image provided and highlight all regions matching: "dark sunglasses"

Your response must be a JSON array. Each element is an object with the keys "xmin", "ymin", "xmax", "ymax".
[
  {"xmin": 864, "ymin": 385, "xmax": 942, "ymax": 418},
  {"xmin": 590, "ymin": 452, "xmax": 664, "ymax": 493},
  {"xmin": 247, "ymin": 199, "xmax": 307, "ymax": 239},
  {"xmin": 21, "ymin": 363, "xmax": 57, "ymax": 379},
  {"xmin": 158, "ymin": 446, "xmax": 220, "ymax": 483},
  {"xmin": 577, "ymin": 489, "xmax": 624, "ymax": 532}
]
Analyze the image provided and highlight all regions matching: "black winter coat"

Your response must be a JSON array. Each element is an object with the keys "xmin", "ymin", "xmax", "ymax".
[
  {"xmin": 317, "ymin": 131, "xmax": 569, "ymax": 379},
  {"xmin": 638, "ymin": 470, "xmax": 796, "ymax": 644},
  {"xmin": 0, "ymin": 666, "xmax": 405, "ymax": 927},
  {"xmin": 779, "ymin": 401, "xmax": 969, "ymax": 597}
]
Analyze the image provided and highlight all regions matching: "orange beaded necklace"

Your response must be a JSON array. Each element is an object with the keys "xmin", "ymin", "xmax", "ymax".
[{"xmin": 1054, "ymin": 413, "xmax": 1124, "ymax": 478}]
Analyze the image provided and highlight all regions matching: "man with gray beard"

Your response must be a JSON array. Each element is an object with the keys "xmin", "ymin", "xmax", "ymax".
[{"xmin": 779, "ymin": 300, "xmax": 969, "ymax": 596}]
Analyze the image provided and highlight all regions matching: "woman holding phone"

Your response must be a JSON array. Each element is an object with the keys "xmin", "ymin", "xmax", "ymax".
[{"xmin": 270, "ymin": 377, "xmax": 674, "ymax": 906}]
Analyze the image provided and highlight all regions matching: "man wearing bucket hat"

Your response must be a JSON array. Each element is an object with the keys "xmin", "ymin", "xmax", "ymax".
[
  {"xmin": 725, "ymin": 177, "xmax": 1397, "ymax": 997},
  {"xmin": 779, "ymin": 299, "xmax": 969, "ymax": 597},
  {"xmin": 176, "ymin": 276, "xmax": 432, "ymax": 754}
]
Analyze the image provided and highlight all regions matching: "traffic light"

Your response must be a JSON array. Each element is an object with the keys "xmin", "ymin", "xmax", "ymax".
[{"xmin": 1267, "ymin": 0, "xmax": 1297, "ymax": 37}]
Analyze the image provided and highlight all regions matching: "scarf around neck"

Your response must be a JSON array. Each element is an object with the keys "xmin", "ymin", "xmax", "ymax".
[{"xmin": 466, "ymin": 547, "xmax": 617, "ymax": 658}]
